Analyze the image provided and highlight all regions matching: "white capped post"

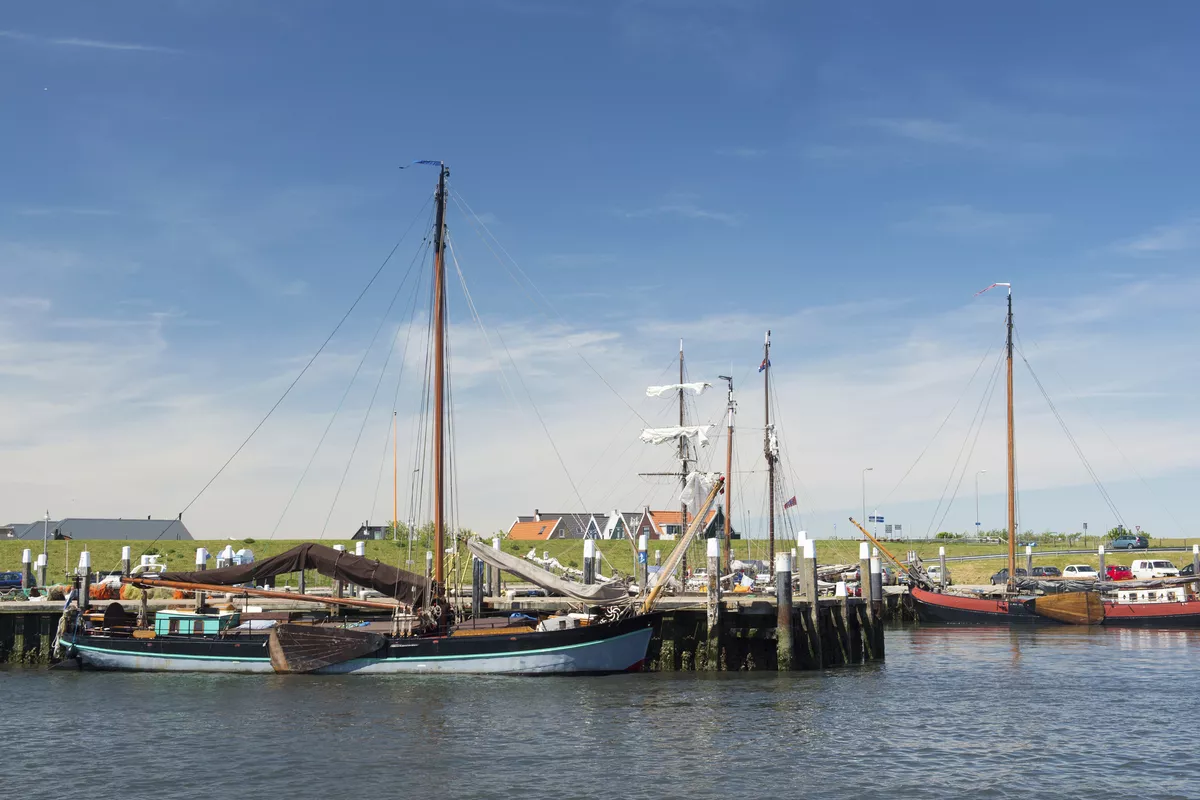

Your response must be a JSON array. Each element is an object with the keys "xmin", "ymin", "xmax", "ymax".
[
  {"xmin": 859, "ymin": 542, "xmax": 869, "ymax": 560},
  {"xmin": 938, "ymin": 545, "xmax": 947, "ymax": 590}
]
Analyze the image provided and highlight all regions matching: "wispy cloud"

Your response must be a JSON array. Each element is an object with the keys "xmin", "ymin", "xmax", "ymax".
[
  {"xmin": 894, "ymin": 204, "xmax": 1050, "ymax": 240},
  {"xmin": 620, "ymin": 200, "xmax": 742, "ymax": 226},
  {"xmin": 1114, "ymin": 216, "xmax": 1200, "ymax": 256},
  {"xmin": 0, "ymin": 30, "xmax": 179, "ymax": 54},
  {"xmin": 715, "ymin": 146, "xmax": 768, "ymax": 159}
]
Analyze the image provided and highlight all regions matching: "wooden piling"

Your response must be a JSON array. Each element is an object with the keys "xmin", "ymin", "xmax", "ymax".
[
  {"xmin": 638, "ymin": 534, "xmax": 648, "ymax": 595},
  {"xmin": 79, "ymin": 551, "xmax": 92, "ymax": 611},
  {"xmin": 491, "ymin": 537, "xmax": 501, "ymax": 597},
  {"xmin": 193, "ymin": 548, "xmax": 206, "ymax": 611},
  {"xmin": 869, "ymin": 556, "xmax": 883, "ymax": 622},
  {"xmin": 1193, "ymin": 545, "xmax": 1199, "ymax": 591},
  {"xmin": 801, "ymin": 539, "xmax": 823, "ymax": 668},
  {"xmin": 859, "ymin": 541, "xmax": 871, "ymax": 605},
  {"xmin": 1098, "ymin": 545, "xmax": 1106, "ymax": 582},
  {"xmin": 776, "ymin": 552, "xmax": 793, "ymax": 670},
  {"xmin": 121, "ymin": 546, "xmax": 131, "ymax": 578},
  {"xmin": 20, "ymin": 549, "xmax": 32, "ymax": 591},
  {"xmin": 333, "ymin": 544, "xmax": 345, "ymax": 599},
  {"xmin": 705, "ymin": 537, "xmax": 720, "ymax": 671},
  {"xmin": 298, "ymin": 568, "xmax": 306, "ymax": 595},
  {"xmin": 1025, "ymin": 544, "xmax": 1033, "ymax": 576},
  {"xmin": 35, "ymin": 553, "xmax": 47, "ymax": 589},
  {"xmin": 939, "ymin": 546, "xmax": 947, "ymax": 590},
  {"xmin": 583, "ymin": 540, "xmax": 595, "ymax": 585},
  {"xmin": 471, "ymin": 556, "xmax": 483, "ymax": 618}
]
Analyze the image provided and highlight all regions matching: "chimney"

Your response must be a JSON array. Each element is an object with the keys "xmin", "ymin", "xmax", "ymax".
[{"xmin": 534, "ymin": 508, "xmax": 540, "ymax": 521}]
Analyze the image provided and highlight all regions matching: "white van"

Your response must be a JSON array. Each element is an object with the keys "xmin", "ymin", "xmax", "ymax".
[{"xmin": 1130, "ymin": 559, "xmax": 1179, "ymax": 580}]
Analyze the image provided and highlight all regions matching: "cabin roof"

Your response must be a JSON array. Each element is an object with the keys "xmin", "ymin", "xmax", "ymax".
[{"xmin": 507, "ymin": 519, "xmax": 563, "ymax": 541}]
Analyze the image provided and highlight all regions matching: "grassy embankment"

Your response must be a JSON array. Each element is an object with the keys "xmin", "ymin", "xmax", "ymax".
[{"xmin": 2, "ymin": 537, "xmax": 1195, "ymax": 588}]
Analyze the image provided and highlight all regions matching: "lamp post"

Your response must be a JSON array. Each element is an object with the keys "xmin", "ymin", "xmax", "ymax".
[
  {"xmin": 975, "ymin": 470, "xmax": 987, "ymax": 535},
  {"xmin": 861, "ymin": 467, "xmax": 873, "ymax": 525}
]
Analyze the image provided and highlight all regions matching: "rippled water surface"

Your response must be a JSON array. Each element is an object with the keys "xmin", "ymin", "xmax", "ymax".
[{"xmin": 3, "ymin": 626, "xmax": 1198, "ymax": 799}]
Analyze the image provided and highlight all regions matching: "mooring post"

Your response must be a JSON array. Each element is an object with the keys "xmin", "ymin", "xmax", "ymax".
[
  {"xmin": 35, "ymin": 553, "xmax": 47, "ymax": 589},
  {"xmin": 1098, "ymin": 545, "xmax": 1106, "ymax": 582},
  {"xmin": 802, "ymin": 539, "xmax": 822, "ymax": 668},
  {"xmin": 194, "ymin": 547, "xmax": 207, "ymax": 611},
  {"xmin": 1192, "ymin": 545, "xmax": 1199, "ymax": 591},
  {"xmin": 1025, "ymin": 544, "xmax": 1033, "ymax": 576},
  {"xmin": 491, "ymin": 537, "xmax": 501, "ymax": 597},
  {"xmin": 298, "ymin": 567, "xmax": 306, "ymax": 595},
  {"xmin": 121, "ymin": 546, "xmax": 131, "ymax": 578},
  {"xmin": 776, "ymin": 551, "xmax": 794, "ymax": 671},
  {"xmin": 705, "ymin": 536, "xmax": 720, "ymax": 670},
  {"xmin": 333, "ymin": 544, "xmax": 345, "ymax": 599},
  {"xmin": 79, "ymin": 551, "xmax": 92, "ymax": 611},
  {"xmin": 638, "ymin": 534, "xmax": 648, "ymax": 595},
  {"xmin": 20, "ymin": 548, "xmax": 32, "ymax": 591},
  {"xmin": 859, "ymin": 542, "xmax": 871, "ymax": 605},
  {"xmin": 425, "ymin": 550, "xmax": 433, "ymax": 584},
  {"xmin": 471, "ymin": 556, "xmax": 483, "ymax": 618},
  {"xmin": 939, "ymin": 546, "xmax": 947, "ymax": 590},
  {"xmin": 654, "ymin": 548, "xmax": 661, "ymax": 567},
  {"xmin": 870, "ymin": 556, "xmax": 883, "ymax": 620},
  {"xmin": 583, "ymin": 539, "xmax": 595, "ymax": 585}
]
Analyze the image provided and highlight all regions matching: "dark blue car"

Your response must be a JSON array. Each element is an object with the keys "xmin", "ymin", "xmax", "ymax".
[{"xmin": 0, "ymin": 571, "xmax": 24, "ymax": 590}]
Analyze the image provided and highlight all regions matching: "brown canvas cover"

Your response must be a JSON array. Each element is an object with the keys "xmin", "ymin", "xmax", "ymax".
[{"xmin": 158, "ymin": 543, "xmax": 429, "ymax": 607}]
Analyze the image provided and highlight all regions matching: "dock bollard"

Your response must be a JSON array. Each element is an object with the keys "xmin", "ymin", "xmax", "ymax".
[
  {"xmin": 654, "ymin": 548, "xmax": 661, "ymax": 567},
  {"xmin": 1098, "ymin": 545, "xmax": 1106, "ymax": 582},
  {"xmin": 79, "ymin": 551, "xmax": 92, "ymax": 611},
  {"xmin": 36, "ymin": 553, "xmax": 47, "ymax": 589},
  {"xmin": 583, "ymin": 539, "xmax": 595, "ymax": 585},
  {"xmin": 939, "ymin": 546, "xmax": 947, "ymax": 590},
  {"xmin": 20, "ymin": 548, "xmax": 32, "ymax": 591},
  {"xmin": 859, "ymin": 542, "xmax": 871, "ymax": 604},
  {"xmin": 869, "ymin": 556, "xmax": 883, "ymax": 619},
  {"xmin": 776, "ymin": 551, "xmax": 794, "ymax": 671},
  {"xmin": 121, "ymin": 546, "xmax": 131, "ymax": 578},
  {"xmin": 638, "ymin": 534, "xmax": 648, "ymax": 596},
  {"xmin": 802, "ymin": 540, "xmax": 822, "ymax": 668},
  {"xmin": 705, "ymin": 537, "xmax": 721, "ymax": 671},
  {"xmin": 194, "ymin": 548, "xmax": 207, "ymax": 611},
  {"xmin": 1025, "ymin": 544, "xmax": 1033, "ymax": 576}
]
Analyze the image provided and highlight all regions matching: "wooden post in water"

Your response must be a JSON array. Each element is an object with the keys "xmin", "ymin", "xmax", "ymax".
[
  {"xmin": 869, "ymin": 555, "xmax": 883, "ymax": 621},
  {"xmin": 492, "ymin": 537, "xmax": 502, "ymax": 598},
  {"xmin": 355, "ymin": 541, "xmax": 366, "ymax": 597},
  {"xmin": 1192, "ymin": 545, "xmax": 1199, "ymax": 591},
  {"xmin": 583, "ymin": 539, "xmax": 595, "ymax": 585},
  {"xmin": 705, "ymin": 536, "xmax": 720, "ymax": 671},
  {"xmin": 333, "ymin": 544, "xmax": 345, "ymax": 599},
  {"xmin": 859, "ymin": 542, "xmax": 872, "ymax": 605},
  {"xmin": 79, "ymin": 551, "xmax": 92, "ymax": 611},
  {"xmin": 471, "ymin": 556, "xmax": 483, "ymax": 618},
  {"xmin": 638, "ymin": 534, "xmax": 648, "ymax": 596},
  {"xmin": 1025, "ymin": 544, "xmax": 1033, "ymax": 576},
  {"xmin": 801, "ymin": 539, "xmax": 822, "ymax": 667},
  {"xmin": 20, "ymin": 549, "xmax": 32, "ymax": 591},
  {"xmin": 35, "ymin": 553, "xmax": 47, "ymax": 589},
  {"xmin": 121, "ymin": 546, "xmax": 131, "ymax": 578},
  {"xmin": 939, "ymin": 546, "xmax": 947, "ymax": 590},
  {"xmin": 1098, "ymin": 545, "xmax": 1106, "ymax": 582},
  {"xmin": 297, "ymin": 568, "xmax": 306, "ymax": 595},
  {"xmin": 776, "ymin": 551, "xmax": 793, "ymax": 671},
  {"xmin": 193, "ymin": 548, "xmax": 206, "ymax": 612}
]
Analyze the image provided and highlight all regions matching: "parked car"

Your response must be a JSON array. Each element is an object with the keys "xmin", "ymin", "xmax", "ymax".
[
  {"xmin": 1130, "ymin": 559, "xmax": 1179, "ymax": 580},
  {"xmin": 1181, "ymin": 564, "xmax": 1196, "ymax": 577},
  {"xmin": 1063, "ymin": 564, "xmax": 1099, "ymax": 579},
  {"xmin": 1030, "ymin": 566, "xmax": 1061, "ymax": 578},
  {"xmin": 1111, "ymin": 534, "xmax": 1149, "ymax": 550},
  {"xmin": 990, "ymin": 567, "xmax": 1028, "ymax": 585},
  {"xmin": 1105, "ymin": 564, "xmax": 1134, "ymax": 581},
  {"xmin": 926, "ymin": 564, "xmax": 952, "ymax": 585},
  {"xmin": 0, "ymin": 571, "xmax": 24, "ymax": 591}
]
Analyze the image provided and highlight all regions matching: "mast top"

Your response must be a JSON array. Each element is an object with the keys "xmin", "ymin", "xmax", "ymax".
[{"xmin": 974, "ymin": 282, "xmax": 1011, "ymax": 297}]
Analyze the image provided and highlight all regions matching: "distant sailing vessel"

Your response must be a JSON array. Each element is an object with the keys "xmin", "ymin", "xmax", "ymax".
[{"xmin": 59, "ymin": 163, "xmax": 726, "ymax": 674}]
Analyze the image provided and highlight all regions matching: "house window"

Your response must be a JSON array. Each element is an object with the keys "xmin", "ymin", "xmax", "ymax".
[{"xmin": 641, "ymin": 526, "xmax": 650, "ymax": 537}]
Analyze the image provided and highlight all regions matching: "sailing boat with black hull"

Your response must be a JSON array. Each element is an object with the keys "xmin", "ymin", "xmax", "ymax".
[
  {"xmin": 909, "ymin": 284, "xmax": 1102, "ymax": 626},
  {"xmin": 60, "ymin": 163, "xmax": 725, "ymax": 674}
]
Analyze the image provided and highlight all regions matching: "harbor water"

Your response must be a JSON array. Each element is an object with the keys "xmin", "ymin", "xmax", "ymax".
[{"xmin": 2, "ymin": 625, "xmax": 1197, "ymax": 799}]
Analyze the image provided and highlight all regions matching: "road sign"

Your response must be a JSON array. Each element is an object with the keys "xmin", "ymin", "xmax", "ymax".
[
  {"xmin": 868, "ymin": 515, "xmax": 885, "ymax": 523},
  {"xmin": 885, "ymin": 524, "xmax": 893, "ymax": 534},
  {"xmin": 895, "ymin": 524, "xmax": 902, "ymax": 532}
]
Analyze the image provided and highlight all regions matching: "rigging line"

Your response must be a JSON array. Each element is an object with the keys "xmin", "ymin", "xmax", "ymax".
[
  {"xmin": 1018, "ymin": 329, "xmax": 1179, "ymax": 536},
  {"xmin": 933, "ymin": 356, "xmax": 1002, "ymax": 534},
  {"xmin": 370, "ymin": 259, "xmax": 429, "ymax": 524},
  {"xmin": 277, "ymin": 234, "xmax": 432, "ymax": 537},
  {"xmin": 315, "ymin": 239, "xmax": 431, "ymax": 538},
  {"xmin": 768, "ymin": 375, "xmax": 815, "ymax": 522},
  {"xmin": 449, "ymin": 189, "xmax": 650, "ymax": 426},
  {"xmin": 176, "ymin": 198, "xmax": 433, "ymax": 519},
  {"xmin": 925, "ymin": 352, "xmax": 1004, "ymax": 537},
  {"xmin": 878, "ymin": 345, "xmax": 995, "ymax": 508},
  {"xmin": 1014, "ymin": 336, "xmax": 1127, "ymax": 527},
  {"xmin": 446, "ymin": 236, "xmax": 520, "ymax": 410}
]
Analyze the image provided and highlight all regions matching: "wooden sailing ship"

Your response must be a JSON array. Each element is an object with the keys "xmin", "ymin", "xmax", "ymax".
[{"xmin": 57, "ymin": 162, "xmax": 730, "ymax": 674}]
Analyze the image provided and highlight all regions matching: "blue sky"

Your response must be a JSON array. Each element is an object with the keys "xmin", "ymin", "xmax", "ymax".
[{"xmin": 2, "ymin": 1, "xmax": 1199, "ymax": 543}]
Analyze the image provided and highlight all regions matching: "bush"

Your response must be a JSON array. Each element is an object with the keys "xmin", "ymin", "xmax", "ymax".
[{"xmin": 243, "ymin": 538, "xmax": 256, "ymax": 544}]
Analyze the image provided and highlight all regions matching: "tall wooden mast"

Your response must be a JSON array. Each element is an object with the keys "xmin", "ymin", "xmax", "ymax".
[
  {"xmin": 679, "ymin": 339, "xmax": 689, "ymax": 578},
  {"xmin": 763, "ymin": 330, "xmax": 775, "ymax": 572},
  {"xmin": 1005, "ymin": 287, "xmax": 1016, "ymax": 591},
  {"xmin": 432, "ymin": 163, "xmax": 449, "ymax": 586},
  {"xmin": 721, "ymin": 374, "xmax": 735, "ymax": 573}
]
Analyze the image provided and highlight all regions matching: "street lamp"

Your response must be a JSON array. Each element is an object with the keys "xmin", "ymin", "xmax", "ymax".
[
  {"xmin": 975, "ymin": 470, "xmax": 987, "ymax": 534},
  {"xmin": 861, "ymin": 467, "xmax": 873, "ymax": 525}
]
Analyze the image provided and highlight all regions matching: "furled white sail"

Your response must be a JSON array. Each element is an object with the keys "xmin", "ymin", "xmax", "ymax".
[
  {"xmin": 680, "ymin": 470, "xmax": 721, "ymax": 509},
  {"xmin": 639, "ymin": 425, "xmax": 714, "ymax": 447},
  {"xmin": 645, "ymin": 382, "xmax": 711, "ymax": 398}
]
